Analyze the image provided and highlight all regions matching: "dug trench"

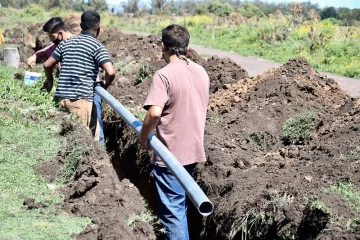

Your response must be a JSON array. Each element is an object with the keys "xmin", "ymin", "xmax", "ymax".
[{"xmin": 7, "ymin": 18, "xmax": 360, "ymax": 239}]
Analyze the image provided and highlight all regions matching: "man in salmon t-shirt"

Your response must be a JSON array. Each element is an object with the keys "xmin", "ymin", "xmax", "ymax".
[
  {"xmin": 26, "ymin": 17, "xmax": 106, "ymax": 143},
  {"xmin": 139, "ymin": 24, "xmax": 210, "ymax": 240}
]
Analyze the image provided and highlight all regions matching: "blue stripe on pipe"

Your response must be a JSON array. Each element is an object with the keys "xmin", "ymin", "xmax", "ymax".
[{"xmin": 95, "ymin": 86, "xmax": 213, "ymax": 216}]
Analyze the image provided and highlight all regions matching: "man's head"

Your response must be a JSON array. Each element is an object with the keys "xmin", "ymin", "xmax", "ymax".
[
  {"xmin": 43, "ymin": 17, "xmax": 69, "ymax": 45},
  {"xmin": 80, "ymin": 10, "xmax": 101, "ymax": 37},
  {"xmin": 161, "ymin": 24, "xmax": 190, "ymax": 63}
]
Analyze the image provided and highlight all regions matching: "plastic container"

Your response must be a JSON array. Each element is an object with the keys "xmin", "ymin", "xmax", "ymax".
[
  {"xmin": 3, "ymin": 48, "xmax": 20, "ymax": 68},
  {"xmin": 24, "ymin": 71, "xmax": 42, "ymax": 85}
]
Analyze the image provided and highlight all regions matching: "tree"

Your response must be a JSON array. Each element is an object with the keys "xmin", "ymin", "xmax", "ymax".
[
  {"xmin": 195, "ymin": 3, "xmax": 209, "ymax": 15},
  {"xmin": 151, "ymin": 0, "xmax": 167, "ymax": 14},
  {"xmin": 127, "ymin": 0, "xmax": 139, "ymax": 13},
  {"xmin": 208, "ymin": 0, "xmax": 234, "ymax": 17},
  {"xmin": 320, "ymin": 7, "xmax": 338, "ymax": 20},
  {"xmin": 89, "ymin": 0, "xmax": 108, "ymax": 11},
  {"xmin": 238, "ymin": 3, "xmax": 265, "ymax": 18}
]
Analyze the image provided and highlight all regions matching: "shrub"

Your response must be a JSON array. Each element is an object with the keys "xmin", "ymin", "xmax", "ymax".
[
  {"xmin": 282, "ymin": 111, "xmax": 319, "ymax": 144},
  {"xmin": 195, "ymin": 4, "xmax": 209, "ymax": 15},
  {"xmin": 135, "ymin": 64, "xmax": 152, "ymax": 85},
  {"xmin": 208, "ymin": 0, "xmax": 234, "ymax": 17},
  {"xmin": 22, "ymin": 4, "xmax": 45, "ymax": 18},
  {"xmin": 238, "ymin": 3, "xmax": 265, "ymax": 18}
]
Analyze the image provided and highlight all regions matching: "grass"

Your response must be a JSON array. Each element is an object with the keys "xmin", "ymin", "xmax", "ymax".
[
  {"xmin": 310, "ymin": 199, "xmax": 331, "ymax": 214},
  {"xmin": 116, "ymin": 16, "xmax": 360, "ymax": 78},
  {"xmin": 282, "ymin": 111, "xmax": 319, "ymax": 144},
  {"xmin": 0, "ymin": 65, "xmax": 89, "ymax": 239},
  {"xmin": 135, "ymin": 64, "xmax": 152, "ymax": 85},
  {"xmin": 126, "ymin": 211, "xmax": 155, "ymax": 229},
  {"xmin": 61, "ymin": 140, "xmax": 89, "ymax": 183},
  {"xmin": 229, "ymin": 191, "xmax": 294, "ymax": 240},
  {"xmin": 328, "ymin": 183, "xmax": 360, "ymax": 212}
]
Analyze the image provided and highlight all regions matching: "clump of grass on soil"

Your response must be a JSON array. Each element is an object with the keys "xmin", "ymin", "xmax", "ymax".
[
  {"xmin": 328, "ymin": 183, "xmax": 360, "ymax": 212},
  {"xmin": 282, "ymin": 111, "xmax": 320, "ymax": 144},
  {"xmin": 61, "ymin": 140, "xmax": 89, "ymax": 183}
]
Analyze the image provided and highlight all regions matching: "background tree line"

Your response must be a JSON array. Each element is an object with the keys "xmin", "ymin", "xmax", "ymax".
[
  {"xmin": 0, "ymin": 0, "xmax": 108, "ymax": 11},
  {"xmin": 0, "ymin": 0, "xmax": 360, "ymax": 26}
]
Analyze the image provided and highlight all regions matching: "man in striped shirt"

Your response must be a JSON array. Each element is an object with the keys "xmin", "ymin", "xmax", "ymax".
[{"xmin": 43, "ymin": 11, "xmax": 115, "ymax": 141}]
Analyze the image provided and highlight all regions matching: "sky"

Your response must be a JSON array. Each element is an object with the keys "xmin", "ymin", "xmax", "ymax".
[{"xmin": 106, "ymin": 0, "xmax": 360, "ymax": 9}]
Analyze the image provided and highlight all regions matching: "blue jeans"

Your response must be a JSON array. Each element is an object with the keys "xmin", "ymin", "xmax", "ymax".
[
  {"xmin": 153, "ymin": 163, "xmax": 197, "ymax": 240},
  {"xmin": 93, "ymin": 93, "xmax": 104, "ymax": 143}
]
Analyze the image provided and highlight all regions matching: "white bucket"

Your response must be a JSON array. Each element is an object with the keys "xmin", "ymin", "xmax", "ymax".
[
  {"xmin": 3, "ymin": 48, "xmax": 20, "ymax": 68},
  {"xmin": 24, "ymin": 71, "xmax": 42, "ymax": 85}
]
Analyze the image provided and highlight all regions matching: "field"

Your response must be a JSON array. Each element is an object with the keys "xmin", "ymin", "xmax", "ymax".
[
  {"xmin": 1, "ymin": 9, "xmax": 360, "ymax": 240},
  {"xmin": 1, "ymin": 5, "xmax": 360, "ymax": 77}
]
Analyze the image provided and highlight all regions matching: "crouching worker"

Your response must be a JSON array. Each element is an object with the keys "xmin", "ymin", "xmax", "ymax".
[
  {"xmin": 42, "ymin": 11, "xmax": 115, "ymax": 141},
  {"xmin": 28, "ymin": 17, "xmax": 107, "ymax": 143},
  {"xmin": 139, "ymin": 24, "xmax": 210, "ymax": 240}
]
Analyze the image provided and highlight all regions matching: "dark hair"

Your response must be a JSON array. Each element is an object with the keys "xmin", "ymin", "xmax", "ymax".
[
  {"xmin": 42, "ymin": 17, "xmax": 68, "ymax": 33},
  {"xmin": 81, "ymin": 10, "xmax": 101, "ymax": 30},
  {"xmin": 162, "ymin": 24, "xmax": 190, "ymax": 56}
]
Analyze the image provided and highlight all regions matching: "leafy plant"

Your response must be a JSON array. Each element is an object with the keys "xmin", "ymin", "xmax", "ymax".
[
  {"xmin": 135, "ymin": 64, "xmax": 152, "ymax": 85},
  {"xmin": 61, "ymin": 140, "xmax": 89, "ymax": 182},
  {"xmin": 282, "ymin": 111, "xmax": 320, "ymax": 144}
]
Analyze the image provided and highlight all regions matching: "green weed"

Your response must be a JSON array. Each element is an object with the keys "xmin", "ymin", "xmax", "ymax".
[
  {"xmin": 126, "ymin": 211, "xmax": 155, "ymax": 229},
  {"xmin": 328, "ymin": 183, "xmax": 360, "ymax": 212},
  {"xmin": 282, "ymin": 111, "xmax": 319, "ymax": 144},
  {"xmin": 206, "ymin": 115, "xmax": 220, "ymax": 124},
  {"xmin": 0, "ymin": 66, "xmax": 56, "ymax": 107},
  {"xmin": 310, "ymin": 199, "xmax": 331, "ymax": 214},
  {"xmin": 249, "ymin": 132, "xmax": 273, "ymax": 149},
  {"xmin": 61, "ymin": 141, "xmax": 89, "ymax": 183},
  {"xmin": 135, "ymin": 64, "xmax": 152, "ymax": 85},
  {"xmin": 133, "ymin": 109, "xmax": 146, "ymax": 120}
]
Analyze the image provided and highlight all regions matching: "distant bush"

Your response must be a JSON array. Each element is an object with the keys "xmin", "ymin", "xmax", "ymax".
[
  {"xmin": 179, "ymin": 15, "xmax": 213, "ymax": 27},
  {"xmin": 208, "ymin": 0, "xmax": 234, "ymax": 17},
  {"xmin": 195, "ymin": 4, "xmax": 209, "ymax": 15},
  {"xmin": 22, "ymin": 4, "xmax": 45, "ymax": 18},
  {"xmin": 282, "ymin": 111, "xmax": 320, "ymax": 144},
  {"xmin": 238, "ymin": 3, "xmax": 265, "ymax": 18}
]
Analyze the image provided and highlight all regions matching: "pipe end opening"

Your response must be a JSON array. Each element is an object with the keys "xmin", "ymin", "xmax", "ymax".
[{"xmin": 199, "ymin": 201, "xmax": 213, "ymax": 216}]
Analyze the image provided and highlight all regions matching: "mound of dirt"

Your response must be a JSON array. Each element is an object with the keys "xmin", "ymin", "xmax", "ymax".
[
  {"xmin": 63, "ymin": 13, "xmax": 82, "ymax": 34},
  {"xmin": 37, "ymin": 119, "xmax": 156, "ymax": 240},
  {"xmin": 103, "ymin": 57, "xmax": 359, "ymax": 240}
]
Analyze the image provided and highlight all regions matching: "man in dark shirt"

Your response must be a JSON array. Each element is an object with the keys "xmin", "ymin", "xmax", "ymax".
[{"xmin": 43, "ymin": 11, "xmax": 115, "ymax": 141}]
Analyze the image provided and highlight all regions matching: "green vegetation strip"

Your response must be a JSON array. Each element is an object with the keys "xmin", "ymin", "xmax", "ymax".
[
  {"xmin": 117, "ymin": 16, "xmax": 360, "ymax": 78},
  {"xmin": 329, "ymin": 183, "xmax": 360, "ymax": 212},
  {"xmin": 0, "ymin": 66, "xmax": 89, "ymax": 239}
]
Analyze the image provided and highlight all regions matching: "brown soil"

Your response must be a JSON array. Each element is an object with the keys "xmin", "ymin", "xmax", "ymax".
[
  {"xmin": 104, "ymin": 58, "xmax": 360, "ymax": 240},
  {"xmin": 37, "ymin": 119, "xmax": 156, "ymax": 240}
]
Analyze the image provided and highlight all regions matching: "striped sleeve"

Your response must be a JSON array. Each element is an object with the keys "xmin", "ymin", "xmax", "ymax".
[
  {"xmin": 51, "ymin": 43, "xmax": 63, "ymax": 62},
  {"xmin": 94, "ymin": 45, "xmax": 111, "ymax": 67}
]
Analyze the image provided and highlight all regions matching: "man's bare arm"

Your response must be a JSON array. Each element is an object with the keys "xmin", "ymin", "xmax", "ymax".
[
  {"xmin": 139, "ymin": 105, "xmax": 163, "ymax": 150},
  {"xmin": 102, "ymin": 62, "xmax": 115, "ymax": 89},
  {"xmin": 41, "ymin": 57, "xmax": 58, "ymax": 92},
  {"xmin": 26, "ymin": 44, "xmax": 55, "ymax": 67}
]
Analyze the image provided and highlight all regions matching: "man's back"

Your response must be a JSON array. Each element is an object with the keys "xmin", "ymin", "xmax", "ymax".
[
  {"xmin": 144, "ymin": 59, "xmax": 210, "ymax": 166},
  {"xmin": 52, "ymin": 31, "xmax": 110, "ymax": 101}
]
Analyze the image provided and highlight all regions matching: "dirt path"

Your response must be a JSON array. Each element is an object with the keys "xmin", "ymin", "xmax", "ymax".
[{"xmin": 123, "ymin": 30, "xmax": 360, "ymax": 97}]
